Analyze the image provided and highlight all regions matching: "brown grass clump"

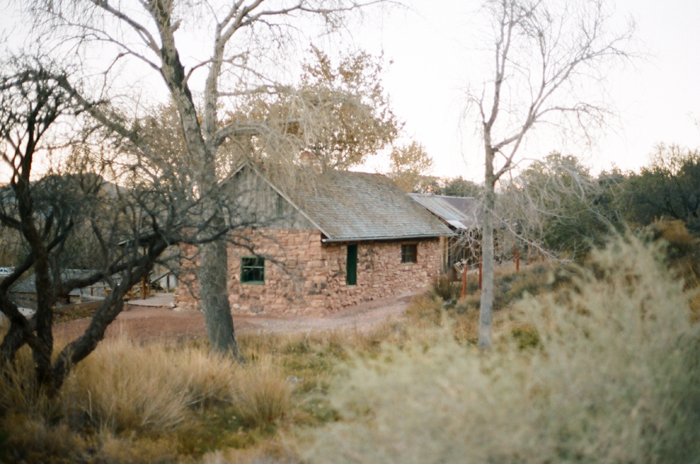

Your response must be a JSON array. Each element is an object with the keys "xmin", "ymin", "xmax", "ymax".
[
  {"xmin": 304, "ymin": 236, "xmax": 700, "ymax": 463},
  {"xmin": 0, "ymin": 414, "xmax": 88, "ymax": 464},
  {"xmin": 648, "ymin": 220, "xmax": 700, "ymax": 289},
  {"xmin": 232, "ymin": 356, "xmax": 292, "ymax": 428},
  {"xmin": 0, "ymin": 335, "xmax": 295, "ymax": 462},
  {"xmin": 60, "ymin": 338, "xmax": 191, "ymax": 432}
]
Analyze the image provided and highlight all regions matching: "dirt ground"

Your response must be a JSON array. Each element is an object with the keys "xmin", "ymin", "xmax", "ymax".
[{"xmin": 53, "ymin": 292, "xmax": 417, "ymax": 343}]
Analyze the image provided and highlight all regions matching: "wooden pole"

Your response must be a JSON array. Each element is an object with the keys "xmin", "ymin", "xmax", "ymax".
[
  {"xmin": 478, "ymin": 258, "xmax": 482, "ymax": 290},
  {"xmin": 515, "ymin": 251, "xmax": 520, "ymax": 273},
  {"xmin": 461, "ymin": 262, "xmax": 467, "ymax": 298},
  {"xmin": 140, "ymin": 246, "xmax": 149, "ymax": 299}
]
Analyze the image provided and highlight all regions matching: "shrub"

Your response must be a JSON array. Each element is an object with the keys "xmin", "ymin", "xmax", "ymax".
[
  {"xmin": 510, "ymin": 324, "xmax": 539, "ymax": 349},
  {"xmin": 304, "ymin": 236, "xmax": 700, "ymax": 463},
  {"xmin": 429, "ymin": 275, "xmax": 460, "ymax": 302},
  {"xmin": 492, "ymin": 264, "xmax": 572, "ymax": 311}
]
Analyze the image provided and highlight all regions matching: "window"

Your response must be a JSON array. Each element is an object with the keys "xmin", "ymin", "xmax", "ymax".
[
  {"xmin": 346, "ymin": 244, "xmax": 358, "ymax": 285},
  {"xmin": 275, "ymin": 195, "xmax": 286, "ymax": 217},
  {"xmin": 401, "ymin": 244, "xmax": 417, "ymax": 263},
  {"xmin": 241, "ymin": 257, "xmax": 265, "ymax": 284}
]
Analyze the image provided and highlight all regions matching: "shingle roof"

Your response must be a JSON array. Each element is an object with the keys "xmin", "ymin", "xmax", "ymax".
[
  {"xmin": 278, "ymin": 169, "xmax": 453, "ymax": 242},
  {"xmin": 408, "ymin": 194, "xmax": 482, "ymax": 230}
]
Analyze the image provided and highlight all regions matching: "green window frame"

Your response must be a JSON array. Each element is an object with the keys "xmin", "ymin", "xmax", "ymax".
[
  {"xmin": 401, "ymin": 244, "xmax": 417, "ymax": 263},
  {"xmin": 346, "ymin": 244, "xmax": 358, "ymax": 286},
  {"xmin": 241, "ymin": 257, "xmax": 265, "ymax": 284}
]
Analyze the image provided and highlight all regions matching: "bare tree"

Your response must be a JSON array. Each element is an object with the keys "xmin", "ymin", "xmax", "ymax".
[
  {"xmin": 0, "ymin": 60, "xmax": 175, "ymax": 395},
  {"xmin": 0, "ymin": 55, "xmax": 277, "ymax": 394},
  {"xmin": 467, "ymin": 0, "xmax": 634, "ymax": 349},
  {"xmin": 27, "ymin": 0, "xmax": 385, "ymax": 358},
  {"xmin": 497, "ymin": 152, "xmax": 625, "ymax": 261}
]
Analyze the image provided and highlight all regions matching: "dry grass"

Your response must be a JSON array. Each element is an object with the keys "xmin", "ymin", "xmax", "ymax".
[
  {"xmin": 231, "ymin": 356, "xmax": 292, "ymax": 428},
  {"xmin": 0, "ymin": 322, "xmax": 403, "ymax": 462},
  {"xmin": 0, "ymin": 335, "xmax": 296, "ymax": 462},
  {"xmin": 304, "ymin": 236, "xmax": 700, "ymax": 463},
  {"xmin": 4, "ymin": 233, "xmax": 699, "ymax": 463},
  {"xmin": 408, "ymin": 262, "xmax": 570, "ymax": 345}
]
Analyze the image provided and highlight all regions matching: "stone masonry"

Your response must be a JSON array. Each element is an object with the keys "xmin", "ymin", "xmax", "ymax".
[{"xmin": 177, "ymin": 229, "xmax": 441, "ymax": 316}]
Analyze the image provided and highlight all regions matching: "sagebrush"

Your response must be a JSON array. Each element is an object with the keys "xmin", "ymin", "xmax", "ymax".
[{"xmin": 305, "ymin": 237, "xmax": 700, "ymax": 463}]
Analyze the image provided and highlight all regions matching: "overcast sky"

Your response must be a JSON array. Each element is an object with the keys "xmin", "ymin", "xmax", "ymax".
[
  {"xmin": 1, "ymin": 0, "xmax": 699, "ymax": 183},
  {"xmin": 354, "ymin": 0, "xmax": 700, "ymax": 180}
]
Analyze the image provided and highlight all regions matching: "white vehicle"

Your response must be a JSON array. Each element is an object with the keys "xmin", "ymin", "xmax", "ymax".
[{"xmin": 0, "ymin": 267, "xmax": 14, "ymax": 277}]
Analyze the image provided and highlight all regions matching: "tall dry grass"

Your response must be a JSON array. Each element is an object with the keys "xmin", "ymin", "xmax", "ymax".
[
  {"xmin": 304, "ymin": 236, "xmax": 700, "ymax": 463},
  {"xmin": 0, "ymin": 335, "xmax": 293, "ymax": 462}
]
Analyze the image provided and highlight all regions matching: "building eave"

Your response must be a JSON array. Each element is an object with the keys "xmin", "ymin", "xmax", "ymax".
[{"xmin": 321, "ymin": 232, "xmax": 454, "ymax": 243}]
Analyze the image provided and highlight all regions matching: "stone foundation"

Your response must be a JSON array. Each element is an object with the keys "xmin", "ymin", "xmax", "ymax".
[{"xmin": 177, "ymin": 229, "xmax": 441, "ymax": 316}]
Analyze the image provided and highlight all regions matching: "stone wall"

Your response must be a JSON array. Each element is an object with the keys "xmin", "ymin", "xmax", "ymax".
[{"xmin": 177, "ymin": 229, "xmax": 441, "ymax": 316}]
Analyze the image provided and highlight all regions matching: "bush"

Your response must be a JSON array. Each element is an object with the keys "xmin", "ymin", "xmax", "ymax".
[
  {"xmin": 304, "ymin": 236, "xmax": 700, "ymax": 463},
  {"xmin": 429, "ymin": 275, "xmax": 460, "ymax": 302}
]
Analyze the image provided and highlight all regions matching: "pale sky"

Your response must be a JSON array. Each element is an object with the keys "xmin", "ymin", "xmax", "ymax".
[
  {"xmin": 1, "ymin": 0, "xmax": 699, "ymax": 183},
  {"xmin": 353, "ymin": 0, "xmax": 700, "ymax": 180}
]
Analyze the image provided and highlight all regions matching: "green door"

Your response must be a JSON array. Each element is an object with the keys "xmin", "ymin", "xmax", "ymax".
[{"xmin": 346, "ymin": 244, "xmax": 358, "ymax": 286}]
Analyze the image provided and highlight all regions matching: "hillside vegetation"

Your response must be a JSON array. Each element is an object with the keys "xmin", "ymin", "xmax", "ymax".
[{"xmin": 1, "ymin": 235, "xmax": 698, "ymax": 463}]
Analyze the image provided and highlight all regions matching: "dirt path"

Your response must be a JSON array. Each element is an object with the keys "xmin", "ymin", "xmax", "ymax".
[{"xmin": 54, "ymin": 293, "xmax": 417, "ymax": 343}]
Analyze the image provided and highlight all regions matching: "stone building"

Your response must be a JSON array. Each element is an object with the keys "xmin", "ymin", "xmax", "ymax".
[{"xmin": 177, "ymin": 163, "xmax": 452, "ymax": 316}]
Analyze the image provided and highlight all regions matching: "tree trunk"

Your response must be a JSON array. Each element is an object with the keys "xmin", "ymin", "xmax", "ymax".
[
  {"xmin": 478, "ymin": 181, "xmax": 495, "ymax": 350},
  {"xmin": 479, "ymin": 140, "xmax": 497, "ymax": 351},
  {"xmin": 156, "ymin": 28, "xmax": 242, "ymax": 360},
  {"xmin": 198, "ymin": 233, "xmax": 242, "ymax": 360}
]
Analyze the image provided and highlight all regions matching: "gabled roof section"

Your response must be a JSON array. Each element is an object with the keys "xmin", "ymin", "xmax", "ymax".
[
  {"xmin": 232, "ymin": 162, "xmax": 452, "ymax": 242},
  {"xmin": 409, "ymin": 194, "xmax": 482, "ymax": 230},
  {"xmin": 288, "ymin": 170, "xmax": 452, "ymax": 242}
]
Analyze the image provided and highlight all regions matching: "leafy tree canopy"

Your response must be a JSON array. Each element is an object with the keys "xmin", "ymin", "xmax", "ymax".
[{"xmin": 624, "ymin": 144, "xmax": 700, "ymax": 233}]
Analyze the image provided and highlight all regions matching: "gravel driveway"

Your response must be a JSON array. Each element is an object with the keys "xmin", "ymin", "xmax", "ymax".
[{"xmin": 54, "ymin": 292, "xmax": 418, "ymax": 343}]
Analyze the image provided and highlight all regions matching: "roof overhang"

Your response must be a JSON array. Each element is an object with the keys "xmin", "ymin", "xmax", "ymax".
[{"xmin": 321, "ymin": 232, "xmax": 455, "ymax": 243}]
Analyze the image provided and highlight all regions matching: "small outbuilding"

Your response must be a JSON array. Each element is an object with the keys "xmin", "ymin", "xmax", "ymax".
[{"xmin": 408, "ymin": 193, "xmax": 483, "ymax": 274}]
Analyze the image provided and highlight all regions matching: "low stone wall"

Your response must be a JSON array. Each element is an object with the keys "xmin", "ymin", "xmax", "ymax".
[{"xmin": 177, "ymin": 230, "xmax": 441, "ymax": 316}]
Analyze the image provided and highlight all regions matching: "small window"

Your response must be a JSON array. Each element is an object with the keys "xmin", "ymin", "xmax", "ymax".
[
  {"xmin": 275, "ymin": 195, "xmax": 286, "ymax": 217},
  {"xmin": 401, "ymin": 244, "xmax": 417, "ymax": 263},
  {"xmin": 241, "ymin": 257, "xmax": 265, "ymax": 284}
]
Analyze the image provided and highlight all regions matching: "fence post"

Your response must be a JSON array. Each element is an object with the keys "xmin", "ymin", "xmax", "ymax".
[{"xmin": 461, "ymin": 262, "xmax": 467, "ymax": 298}]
